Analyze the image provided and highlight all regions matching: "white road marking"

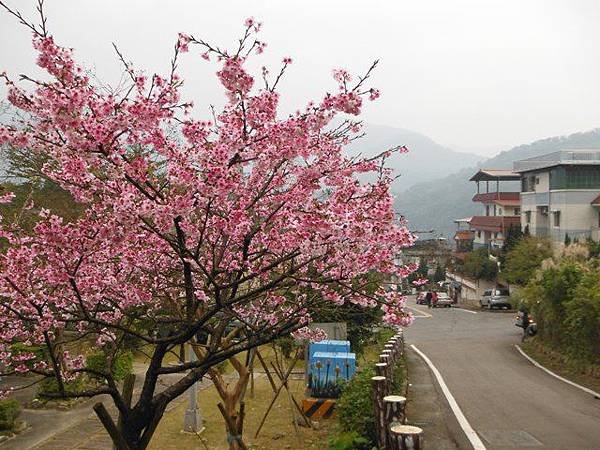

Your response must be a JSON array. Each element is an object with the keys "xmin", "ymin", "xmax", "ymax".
[
  {"xmin": 405, "ymin": 305, "xmax": 432, "ymax": 318},
  {"xmin": 411, "ymin": 344, "xmax": 487, "ymax": 450},
  {"xmin": 452, "ymin": 307, "xmax": 478, "ymax": 314},
  {"xmin": 515, "ymin": 345, "xmax": 600, "ymax": 399}
]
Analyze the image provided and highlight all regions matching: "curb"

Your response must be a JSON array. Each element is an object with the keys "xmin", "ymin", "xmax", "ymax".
[{"xmin": 515, "ymin": 345, "xmax": 600, "ymax": 400}]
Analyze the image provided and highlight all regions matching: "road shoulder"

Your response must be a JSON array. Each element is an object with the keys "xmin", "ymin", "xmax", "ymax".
[{"xmin": 404, "ymin": 346, "xmax": 460, "ymax": 450}]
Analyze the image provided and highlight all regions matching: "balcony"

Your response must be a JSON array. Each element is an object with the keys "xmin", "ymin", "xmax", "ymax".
[
  {"xmin": 469, "ymin": 215, "xmax": 521, "ymax": 232},
  {"xmin": 472, "ymin": 192, "xmax": 520, "ymax": 203}
]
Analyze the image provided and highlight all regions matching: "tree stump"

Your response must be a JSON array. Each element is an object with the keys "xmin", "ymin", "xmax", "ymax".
[
  {"xmin": 381, "ymin": 349, "xmax": 393, "ymax": 365},
  {"xmin": 379, "ymin": 354, "xmax": 391, "ymax": 370},
  {"xmin": 371, "ymin": 376, "xmax": 387, "ymax": 449},
  {"xmin": 384, "ymin": 395, "xmax": 407, "ymax": 449},
  {"xmin": 390, "ymin": 424, "xmax": 423, "ymax": 450},
  {"xmin": 395, "ymin": 334, "xmax": 405, "ymax": 354},
  {"xmin": 375, "ymin": 363, "xmax": 391, "ymax": 390}
]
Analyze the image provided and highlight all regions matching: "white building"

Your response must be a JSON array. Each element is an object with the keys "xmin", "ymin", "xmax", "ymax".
[{"xmin": 514, "ymin": 150, "xmax": 600, "ymax": 243}]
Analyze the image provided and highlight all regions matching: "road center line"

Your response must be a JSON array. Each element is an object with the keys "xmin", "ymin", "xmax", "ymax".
[
  {"xmin": 515, "ymin": 345, "xmax": 600, "ymax": 399},
  {"xmin": 452, "ymin": 308, "xmax": 478, "ymax": 314},
  {"xmin": 405, "ymin": 306, "xmax": 431, "ymax": 318},
  {"xmin": 411, "ymin": 344, "xmax": 487, "ymax": 450}
]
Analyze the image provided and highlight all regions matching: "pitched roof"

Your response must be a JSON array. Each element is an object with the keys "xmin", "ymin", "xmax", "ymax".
[{"xmin": 454, "ymin": 230, "xmax": 474, "ymax": 240}]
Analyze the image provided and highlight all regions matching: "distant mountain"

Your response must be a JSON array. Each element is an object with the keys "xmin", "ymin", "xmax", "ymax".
[
  {"xmin": 344, "ymin": 124, "xmax": 484, "ymax": 191},
  {"xmin": 396, "ymin": 129, "xmax": 600, "ymax": 238}
]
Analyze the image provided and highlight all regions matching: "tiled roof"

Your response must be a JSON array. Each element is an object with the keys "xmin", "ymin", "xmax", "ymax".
[
  {"xmin": 454, "ymin": 230, "xmax": 474, "ymax": 240},
  {"xmin": 470, "ymin": 215, "xmax": 521, "ymax": 232}
]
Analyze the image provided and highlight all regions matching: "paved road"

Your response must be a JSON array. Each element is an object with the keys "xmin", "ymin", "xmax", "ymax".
[{"xmin": 403, "ymin": 301, "xmax": 600, "ymax": 450}]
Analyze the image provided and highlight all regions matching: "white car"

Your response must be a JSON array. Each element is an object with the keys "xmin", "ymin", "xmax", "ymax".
[{"xmin": 433, "ymin": 292, "xmax": 453, "ymax": 308}]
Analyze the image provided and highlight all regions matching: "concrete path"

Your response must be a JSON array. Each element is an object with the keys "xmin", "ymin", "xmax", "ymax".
[{"xmin": 404, "ymin": 300, "xmax": 600, "ymax": 449}]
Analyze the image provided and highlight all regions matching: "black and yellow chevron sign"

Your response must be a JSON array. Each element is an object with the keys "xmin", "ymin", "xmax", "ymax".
[{"xmin": 301, "ymin": 398, "xmax": 336, "ymax": 419}]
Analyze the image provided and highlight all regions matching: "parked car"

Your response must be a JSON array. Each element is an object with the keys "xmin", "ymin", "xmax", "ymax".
[
  {"xmin": 433, "ymin": 292, "xmax": 453, "ymax": 308},
  {"xmin": 480, "ymin": 288, "xmax": 512, "ymax": 309},
  {"xmin": 416, "ymin": 292, "xmax": 427, "ymax": 304}
]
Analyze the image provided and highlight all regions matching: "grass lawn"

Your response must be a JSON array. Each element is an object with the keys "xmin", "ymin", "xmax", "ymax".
[
  {"xmin": 149, "ymin": 370, "xmax": 335, "ymax": 450},
  {"xmin": 521, "ymin": 338, "xmax": 600, "ymax": 393},
  {"xmin": 147, "ymin": 331, "xmax": 398, "ymax": 449}
]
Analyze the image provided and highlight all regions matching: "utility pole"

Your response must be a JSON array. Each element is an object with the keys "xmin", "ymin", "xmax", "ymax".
[{"xmin": 183, "ymin": 343, "xmax": 205, "ymax": 434}]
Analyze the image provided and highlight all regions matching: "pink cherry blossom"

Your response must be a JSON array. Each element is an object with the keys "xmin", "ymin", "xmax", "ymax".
[{"xmin": 0, "ymin": 11, "xmax": 415, "ymax": 448}]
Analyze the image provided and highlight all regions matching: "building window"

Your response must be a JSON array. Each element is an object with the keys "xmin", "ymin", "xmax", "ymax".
[
  {"xmin": 498, "ymin": 207, "xmax": 503, "ymax": 216},
  {"xmin": 553, "ymin": 211, "xmax": 561, "ymax": 228},
  {"xmin": 549, "ymin": 165, "xmax": 600, "ymax": 190},
  {"xmin": 521, "ymin": 175, "xmax": 538, "ymax": 192},
  {"xmin": 477, "ymin": 231, "xmax": 481, "ymax": 238},
  {"xmin": 486, "ymin": 205, "xmax": 490, "ymax": 216},
  {"xmin": 525, "ymin": 211, "xmax": 531, "ymax": 224},
  {"xmin": 515, "ymin": 207, "xmax": 521, "ymax": 215}
]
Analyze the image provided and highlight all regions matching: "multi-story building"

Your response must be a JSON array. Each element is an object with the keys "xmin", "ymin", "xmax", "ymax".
[
  {"xmin": 514, "ymin": 150, "xmax": 600, "ymax": 243},
  {"xmin": 453, "ymin": 217, "xmax": 474, "ymax": 252},
  {"xmin": 469, "ymin": 169, "xmax": 521, "ymax": 249}
]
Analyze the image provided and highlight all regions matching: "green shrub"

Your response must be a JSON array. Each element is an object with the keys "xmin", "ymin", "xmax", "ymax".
[
  {"xmin": 0, "ymin": 399, "xmax": 20, "ymax": 431},
  {"xmin": 39, "ymin": 376, "xmax": 85, "ymax": 396},
  {"xmin": 327, "ymin": 431, "xmax": 374, "ymax": 450},
  {"xmin": 503, "ymin": 237, "xmax": 552, "ymax": 285},
  {"xmin": 563, "ymin": 269, "xmax": 600, "ymax": 363},
  {"xmin": 462, "ymin": 248, "xmax": 498, "ymax": 281},
  {"xmin": 85, "ymin": 350, "xmax": 133, "ymax": 381},
  {"xmin": 336, "ymin": 365, "xmax": 376, "ymax": 445},
  {"xmin": 520, "ymin": 259, "xmax": 600, "ymax": 366}
]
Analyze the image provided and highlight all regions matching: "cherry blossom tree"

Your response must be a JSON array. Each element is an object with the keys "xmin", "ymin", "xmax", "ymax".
[{"xmin": 0, "ymin": 3, "xmax": 415, "ymax": 449}]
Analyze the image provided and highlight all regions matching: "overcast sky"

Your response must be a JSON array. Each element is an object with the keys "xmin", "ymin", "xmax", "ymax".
[{"xmin": 1, "ymin": 0, "xmax": 600, "ymax": 156}]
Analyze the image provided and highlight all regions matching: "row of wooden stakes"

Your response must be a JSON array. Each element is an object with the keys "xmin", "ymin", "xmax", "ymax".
[{"xmin": 371, "ymin": 331, "xmax": 422, "ymax": 450}]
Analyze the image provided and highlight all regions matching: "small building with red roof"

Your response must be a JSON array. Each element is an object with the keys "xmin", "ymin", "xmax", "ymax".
[{"xmin": 468, "ymin": 169, "xmax": 521, "ymax": 249}]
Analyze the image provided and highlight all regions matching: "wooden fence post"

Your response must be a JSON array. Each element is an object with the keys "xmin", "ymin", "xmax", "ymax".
[
  {"xmin": 375, "ymin": 362, "xmax": 391, "ymax": 392},
  {"xmin": 383, "ymin": 395, "xmax": 406, "ymax": 447},
  {"xmin": 379, "ymin": 353, "xmax": 390, "ymax": 364},
  {"xmin": 371, "ymin": 375, "xmax": 387, "ymax": 449},
  {"xmin": 390, "ymin": 424, "xmax": 423, "ymax": 450}
]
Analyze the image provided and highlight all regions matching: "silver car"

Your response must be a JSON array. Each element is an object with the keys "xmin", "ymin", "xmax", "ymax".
[
  {"xmin": 433, "ymin": 292, "xmax": 453, "ymax": 308},
  {"xmin": 480, "ymin": 288, "xmax": 511, "ymax": 309}
]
